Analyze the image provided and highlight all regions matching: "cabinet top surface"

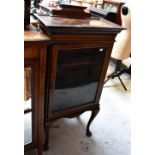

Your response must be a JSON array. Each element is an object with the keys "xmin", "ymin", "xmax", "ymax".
[
  {"xmin": 34, "ymin": 14, "xmax": 123, "ymax": 34},
  {"xmin": 35, "ymin": 14, "xmax": 121, "ymax": 28},
  {"xmin": 24, "ymin": 25, "xmax": 50, "ymax": 42}
]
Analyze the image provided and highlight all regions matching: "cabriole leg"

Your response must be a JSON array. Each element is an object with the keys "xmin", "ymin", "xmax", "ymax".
[{"xmin": 86, "ymin": 107, "xmax": 100, "ymax": 137}]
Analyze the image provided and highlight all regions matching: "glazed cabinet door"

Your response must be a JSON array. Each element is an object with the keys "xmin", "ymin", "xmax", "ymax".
[{"xmin": 46, "ymin": 43, "xmax": 113, "ymax": 116}]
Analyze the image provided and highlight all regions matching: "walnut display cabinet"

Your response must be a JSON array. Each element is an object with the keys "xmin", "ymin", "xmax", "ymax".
[{"xmin": 34, "ymin": 14, "xmax": 123, "ymax": 151}]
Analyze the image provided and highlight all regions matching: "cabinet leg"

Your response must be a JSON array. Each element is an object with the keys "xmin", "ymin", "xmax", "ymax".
[
  {"xmin": 86, "ymin": 107, "xmax": 100, "ymax": 137},
  {"xmin": 43, "ymin": 125, "xmax": 50, "ymax": 151},
  {"xmin": 37, "ymin": 147, "xmax": 42, "ymax": 155}
]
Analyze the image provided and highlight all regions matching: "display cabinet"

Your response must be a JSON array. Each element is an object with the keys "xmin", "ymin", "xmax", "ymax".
[
  {"xmin": 33, "ymin": 13, "xmax": 123, "ymax": 150},
  {"xmin": 24, "ymin": 26, "xmax": 50, "ymax": 155}
]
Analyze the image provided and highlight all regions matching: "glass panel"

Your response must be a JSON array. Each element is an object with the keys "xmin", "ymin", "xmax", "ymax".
[
  {"xmin": 24, "ymin": 68, "xmax": 32, "ymax": 145},
  {"xmin": 53, "ymin": 47, "xmax": 106, "ymax": 111}
]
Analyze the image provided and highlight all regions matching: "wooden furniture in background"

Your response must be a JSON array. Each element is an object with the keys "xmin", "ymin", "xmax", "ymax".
[
  {"xmin": 52, "ymin": 3, "xmax": 91, "ymax": 18},
  {"xmin": 34, "ymin": 13, "xmax": 123, "ymax": 150},
  {"xmin": 24, "ymin": 25, "xmax": 50, "ymax": 155},
  {"xmin": 101, "ymin": 0, "xmax": 125, "ymax": 25},
  {"xmin": 24, "ymin": 0, "xmax": 30, "ymax": 29},
  {"xmin": 71, "ymin": 0, "xmax": 125, "ymax": 24},
  {"xmin": 71, "ymin": 0, "xmax": 102, "ymax": 8}
]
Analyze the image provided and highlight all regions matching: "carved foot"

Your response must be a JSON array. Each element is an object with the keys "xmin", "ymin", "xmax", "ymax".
[
  {"xmin": 86, "ymin": 107, "xmax": 100, "ymax": 137},
  {"xmin": 43, "ymin": 125, "xmax": 50, "ymax": 151},
  {"xmin": 86, "ymin": 130, "xmax": 92, "ymax": 137}
]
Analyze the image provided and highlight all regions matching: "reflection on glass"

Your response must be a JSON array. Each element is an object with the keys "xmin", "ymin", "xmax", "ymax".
[
  {"xmin": 103, "ymin": 3, "xmax": 118, "ymax": 13},
  {"xmin": 24, "ymin": 68, "xmax": 32, "ymax": 145},
  {"xmin": 24, "ymin": 112, "xmax": 32, "ymax": 145},
  {"xmin": 53, "ymin": 48, "xmax": 106, "ymax": 111}
]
